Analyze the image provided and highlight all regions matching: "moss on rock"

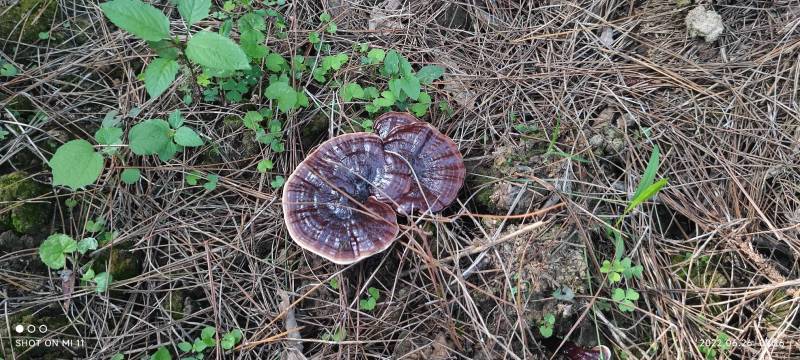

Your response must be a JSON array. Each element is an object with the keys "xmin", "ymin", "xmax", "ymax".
[
  {"xmin": 0, "ymin": 0, "xmax": 58, "ymax": 44},
  {"xmin": 0, "ymin": 171, "xmax": 51, "ymax": 234}
]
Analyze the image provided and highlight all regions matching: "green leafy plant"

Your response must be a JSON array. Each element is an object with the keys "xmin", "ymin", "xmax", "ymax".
[
  {"xmin": 120, "ymin": 169, "xmax": 141, "ymax": 185},
  {"xmin": 597, "ymin": 145, "xmax": 667, "ymax": 314},
  {"xmin": 359, "ymin": 287, "xmax": 380, "ymax": 311},
  {"xmin": 150, "ymin": 346, "xmax": 171, "ymax": 360},
  {"xmin": 49, "ymin": 140, "xmax": 105, "ymax": 190},
  {"xmin": 698, "ymin": 332, "xmax": 731, "ymax": 359},
  {"xmin": 321, "ymin": 327, "xmax": 346, "ymax": 342},
  {"xmin": 538, "ymin": 313, "xmax": 555, "ymax": 338},
  {"xmin": 100, "ymin": 0, "xmax": 250, "ymax": 99},
  {"xmin": 0, "ymin": 62, "xmax": 17, "ymax": 76},
  {"xmin": 129, "ymin": 110, "xmax": 204, "ymax": 162},
  {"xmin": 611, "ymin": 287, "xmax": 640, "ymax": 312},
  {"xmin": 39, "ymin": 233, "xmax": 111, "ymax": 293},
  {"xmin": 178, "ymin": 326, "xmax": 243, "ymax": 359}
]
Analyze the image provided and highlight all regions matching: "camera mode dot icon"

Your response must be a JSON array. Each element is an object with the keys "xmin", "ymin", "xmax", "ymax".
[{"xmin": 15, "ymin": 324, "xmax": 24, "ymax": 334}]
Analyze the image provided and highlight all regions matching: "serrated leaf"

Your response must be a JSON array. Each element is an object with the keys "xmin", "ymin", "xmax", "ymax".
[
  {"xmin": 168, "ymin": 110, "xmax": 184, "ymax": 128},
  {"xmin": 100, "ymin": 0, "xmax": 171, "ymax": 41},
  {"xmin": 399, "ymin": 75, "xmax": 420, "ymax": 100},
  {"xmin": 76, "ymin": 237, "xmax": 98, "ymax": 254},
  {"xmin": 129, "ymin": 119, "xmax": 172, "ymax": 155},
  {"xmin": 265, "ymin": 53, "xmax": 287, "ymax": 72},
  {"xmin": 178, "ymin": 341, "xmax": 192, "ymax": 352},
  {"xmin": 143, "ymin": 58, "xmax": 178, "ymax": 98},
  {"xmin": 178, "ymin": 0, "xmax": 211, "ymax": 26},
  {"xmin": 383, "ymin": 50, "xmax": 400, "ymax": 74},
  {"xmin": 416, "ymin": 65, "xmax": 445, "ymax": 84},
  {"xmin": 242, "ymin": 111, "xmax": 263, "ymax": 130},
  {"xmin": 158, "ymin": 141, "xmax": 181, "ymax": 162},
  {"xmin": 39, "ymin": 233, "xmax": 77, "ymax": 269},
  {"xmin": 366, "ymin": 48, "xmax": 385, "ymax": 64},
  {"xmin": 185, "ymin": 31, "xmax": 250, "ymax": 71},
  {"xmin": 340, "ymin": 83, "xmax": 364, "ymax": 102},
  {"xmin": 265, "ymin": 81, "xmax": 297, "ymax": 113},
  {"xmin": 121, "ymin": 168, "xmax": 141, "ymax": 184},
  {"xmin": 238, "ymin": 12, "xmax": 266, "ymax": 32},
  {"xmin": 50, "ymin": 140, "xmax": 104, "ymax": 189},
  {"xmin": 147, "ymin": 40, "xmax": 180, "ymax": 60},
  {"xmin": 174, "ymin": 126, "xmax": 203, "ymax": 147},
  {"xmin": 192, "ymin": 338, "xmax": 207, "ymax": 353},
  {"xmin": 220, "ymin": 333, "xmax": 235, "ymax": 350}
]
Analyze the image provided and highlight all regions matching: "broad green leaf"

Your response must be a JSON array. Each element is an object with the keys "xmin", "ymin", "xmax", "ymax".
[
  {"xmin": 238, "ymin": 12, "xmax": 266, "ymax": 32},
  {"xmin": 204, "ymin": 174, "xmax": 219, "ymax": 191},
  {"xmin": 149, "ymin": 346, "xmax": 170, "ymax": 360},
  {"xmin": 242, "ymin": 111, "xmax": 263, "ymax": 130},
  {"xmin": 185, "ymin": 31, "xmax": 250, "ymax": 71},
  {"xmin": 100, "ymin": 0, "xmax": 170, "ymax": 41},
  {"xmin": 383, "ymin": 50, "xmax": 400, "ymax": 75},
  {"xmin": 76, "ymin": 237, "xmax": 98, "ymax": 254},
  {"xmin": 177, "ymin": 0, "xmax": 211, "ymax": 26},
  {"xmin": 177, "ymin": 341, "xmax": 192, "ymax": 353},
  {"xmin": 321, "ymin": 53, "xmax": 348, "ymax": 71},
  {"xmin": 174, "ymin": 126, "xmax": 204, "ymax": 147},
  {"xmin": 368, "ymin": 287, "xmax": 379, "ymax": 300},
  {"xmin": 50, "ymin": 140, "xmax": 104, "ymax": 189},
  {"xmin": 399, "ymin": 75, "xmax": 420, "ymax": 100},
  {"xmin": 366, "ymin": 48, "xmax": 385, "ymax": 64},
  {"xmin": 143, "ymin": 58, "xmax": 178, "ymax": 98},
  {"xmin": 129, "ymin": 119, "xmax": 171, "ymax": 155},
  {"xmin": 121, "ymin": 168, "xmax": 141, "ymax": 184},
  {"xmin": 168, "ymin": 109, "xmax": 184, "ymax": 128},
  {"xmin": 240, "ymin": 30, "xmax": 267, "ymax": 59},
  {"xmin": 265, "ymin": 81, "xmax": 297, "ymax": 113},
  {"xmin": 95, "ymin": 127, "xmax": 123, "ymax": 146},
  {"xmin": 265, "ymin": 53, "xmax": 287, "ymax": 72},
  {"xmin": 148, "ymin": 40, "xmax": 180, "ymax": 60},
  {"xmin": 340, "ymin": 83, "xmax": 364, "ymax": 101},
  {"xmin": 416, "ymin": 65, "xmax": 445, "ymax": 84},
  {"xmin": 39, "ymin": 233, "xmax": 77, "ymax": 269},
  {"xmin": 626, "ymin": 178, "xmax": 668, "ymax": 214},
  {"xmin": 157, "ymin": 141, "xmax": 181, "ymax": 162}
]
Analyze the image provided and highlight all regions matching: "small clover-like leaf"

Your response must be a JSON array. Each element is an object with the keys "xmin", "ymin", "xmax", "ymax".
[
  {"xmin": 270, "ymin": 175, "xmax": 285, "ymax": 189},
  {"xmin": 611, "ymin": 288, "xmax": 625, "ymax": 302},
  {"xmin": 538, "ymin": 325, "xmax": 553, "ymax": 338}
]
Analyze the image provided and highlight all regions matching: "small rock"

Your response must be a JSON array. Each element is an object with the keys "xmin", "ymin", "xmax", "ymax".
[{"xmin": 685, "ymin": 6, "xmax": 724, "ymax": 42}]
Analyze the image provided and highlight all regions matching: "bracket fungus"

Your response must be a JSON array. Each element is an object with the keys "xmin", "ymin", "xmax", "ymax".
[
  {"xmin": 282, "ymin": 113, "xmax": 465, "ymax": 264},
  {"xmin": 378, "ymin": 113, "xmax": 466, "ymax": 214}
]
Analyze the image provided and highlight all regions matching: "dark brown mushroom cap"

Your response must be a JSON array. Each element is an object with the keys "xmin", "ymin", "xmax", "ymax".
[
  {"xmin": 382, "ymin": 122, "xmax": 465, "ymax": 214},
  {"xmin": 374, "ymin": 112, "xmax": 420, "ymax": 138},
  {"xmin": 282, "ymin": 133, "xmax": 410, "ymax": 264}
]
